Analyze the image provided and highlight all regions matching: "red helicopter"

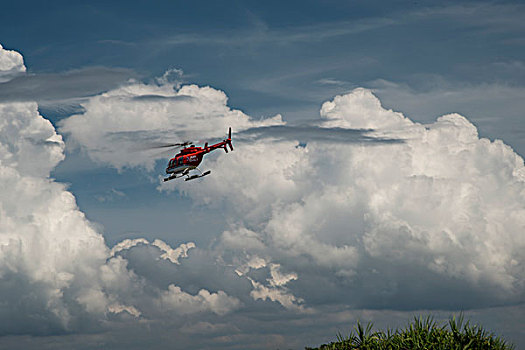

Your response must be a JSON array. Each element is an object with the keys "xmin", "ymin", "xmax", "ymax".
[{"xmin": 162, "ymin": 128, "xmax": 233, "ymax": 182}]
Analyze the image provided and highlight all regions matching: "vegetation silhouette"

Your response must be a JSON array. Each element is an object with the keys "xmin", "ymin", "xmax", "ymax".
[{"xmin": 306, "ymin": 314, "xmax": 514, "ymax": 350}]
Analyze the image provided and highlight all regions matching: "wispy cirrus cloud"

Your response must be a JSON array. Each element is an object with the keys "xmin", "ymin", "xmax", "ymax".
[
  {"xmin": 156, "ymin": 16, "xmax": 398, "ymax": 47},
  {"xmin": 409, "ymin": 2, "xmax": 525, "ymax": 34},
  {"xmin": 151, "ymin": 2, "xmax": 524, "ymax": 50}
]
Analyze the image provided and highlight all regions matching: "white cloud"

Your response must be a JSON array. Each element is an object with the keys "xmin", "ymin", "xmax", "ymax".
[
  {"xmin": 0, "ymin": 44, "xmax": 25, "ymax": 83},
  {"xmin": 159, "ymin": 285, "xmax": 241, "ymax": 316},
  {"xmin": 247, "ymin": 263, "xmax": 305, "ymax": 311},
  {"xmin": 316, "ymin": 78, "xmax": 349, "ymax": 86},
  {"xmin": 110, "ymin": 238, "xmax": 150, "ymax": 255},
  {"xmin": 184, "ymin": 88, "xmax": 525, "ymax": 306},
  {"xmin": 368, "ymin": 79, "xmax": 525, "ymax": 156},
  {"xmin": 320, "ymin": 88, "xmax": 413, "ymax": 130},
  {"xmin": 0, "ymin": 54, "xmax": 114, "ymax": 331},
  {"xmin": 232, "ymin": 255, "xmax": 304, "ymax": 311},
  {"xmin": 0, "ymin": 101, "xmax": 109, "ymax": 331},
  {"xmin": 234, "ymin": 255, "xmax": 267, "ymax": 276},
  {"xmin": 0, "ymin": 101, "xmax": 65, "ymax": 177},
  {"xmin": 59, "ymin": 81, "xmax": 283, "ymax": 170},
  {"xmin": 110, "ymin": 238, "xmax": 196, "ymax": 265},
  {"xmin": 152, "ymin": 239, "xmax": 196, "ymax": 264},
  {"xmin": 108, "ymin": 303, "xmax": 142, "ymax": 317},
  {"xmin": 249, "ymin": 278, "xmax": 304, "ymax": 311},
  {"xmin": 268, "ymin": 263, "xmax": 297, "ymax": 287}
]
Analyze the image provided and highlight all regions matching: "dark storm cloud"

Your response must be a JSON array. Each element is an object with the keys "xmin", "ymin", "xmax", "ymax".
[{"xmin": 0, "ymin": 67, "xmax": 138, "ymax": 103}]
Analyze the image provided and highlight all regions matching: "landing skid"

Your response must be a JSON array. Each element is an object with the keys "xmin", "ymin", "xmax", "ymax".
[
  {"xmin": 163, "ymin": 169, "xmax": 211, "ymax": 182},
  {"xmin": 164, "ymin": 174, "xmax": 183, "ymax": 182},
  {"xmin": 185, "ymin": 170, "xmax": 211, "ymax": 181},
  {"xmin": 163, "ymin": 168, "xmax": 190, "ymax": 182}
]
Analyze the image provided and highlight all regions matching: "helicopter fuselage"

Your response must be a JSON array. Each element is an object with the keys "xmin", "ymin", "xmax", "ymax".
[{"xmin": 166, "ymin": 147, "xmax": 205, "ymax": 175}]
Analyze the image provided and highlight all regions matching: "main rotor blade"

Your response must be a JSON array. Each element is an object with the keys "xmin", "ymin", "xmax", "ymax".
[{"xmin": 146, "ymin": 141, "xmax": 193, "ymax": 149}]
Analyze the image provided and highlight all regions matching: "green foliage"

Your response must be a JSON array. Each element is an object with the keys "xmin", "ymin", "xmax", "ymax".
[{"xmin": 306, "ymin": 315, "xmax": 514, "ymax": 350}]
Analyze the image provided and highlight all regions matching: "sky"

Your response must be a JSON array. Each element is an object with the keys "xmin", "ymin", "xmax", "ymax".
[{"xmin": 0, "ymin": 1, "xmax": 524, "ymax": 349}]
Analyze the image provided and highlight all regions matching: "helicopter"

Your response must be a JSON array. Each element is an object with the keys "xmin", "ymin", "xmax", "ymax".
[{"xmin": 162, "ymin": 127, "xmax": 233, "ymax": 182}]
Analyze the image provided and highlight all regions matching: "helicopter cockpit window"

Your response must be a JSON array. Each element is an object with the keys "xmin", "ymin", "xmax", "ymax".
[{"xmin": 178, "ymin": 158, "xmax": 183, "ymax": 165}]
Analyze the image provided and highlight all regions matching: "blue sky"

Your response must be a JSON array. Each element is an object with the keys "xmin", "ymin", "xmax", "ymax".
[{"xmin": 0, "ymin": 1, "xmax": 524, "ymax": 349}]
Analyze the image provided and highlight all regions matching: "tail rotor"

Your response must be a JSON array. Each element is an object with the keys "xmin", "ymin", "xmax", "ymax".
[{"xmin": 223, "ymin": 127, "xmax": 233, "ymax": 153}]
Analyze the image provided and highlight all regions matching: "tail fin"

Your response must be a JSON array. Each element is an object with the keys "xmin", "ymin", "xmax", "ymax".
[
  {"xmin": 227, "ymin": 127, "xmax": 233, "ymax": 151},
  {"xmin": 222, "ymin": 127, "xmax": 233, "ymax": 153}
]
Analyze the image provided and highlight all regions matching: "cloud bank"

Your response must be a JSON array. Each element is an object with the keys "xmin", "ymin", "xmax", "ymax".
[
  {"xmin": 2, "ymin": 43, "xmax": 524, "ymax": 347},
  {"xmin": 0, "ymin": 45, "xmax": 241, "ymax": 336},
  {"xmin": 59, "ymin": 68, "xmax": 525, "ymax": 312},
  {"xmin": 185, "ymin": 88, "xmax": 525, "ymax": 309}
]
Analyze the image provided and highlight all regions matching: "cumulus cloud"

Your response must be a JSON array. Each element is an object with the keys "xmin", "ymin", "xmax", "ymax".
[
  {"xmin": 0, "ymin": 98, "xmax": 111, "ymax": 333},
  {"xmin": 59, "ymin": 82, "xmax": 284, "ymax": 170},
  {"xmin": 181, "ymin": 88, "xmax": 525, "ymax": 309},
  {"xmin": 0, "ymin": 44, "xmax": 25, "ymax": 83},
  {"xmin": 369, "ymin": 78, "xmax": 525, "ymax": 155},
  {"xmin": 0, "ymin": 44, "xmax": 242, "ymax": 336},
  {"xmin": 159, "ymin": 285, "xmax": 241, "ymax": 316},
  {"xmin": 320, "ymin": 88, "xmax": 413, "ymax": 130},
  {"xmin": 60, "ymin": 68, "xmax": 525, "ymax": 312}
]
